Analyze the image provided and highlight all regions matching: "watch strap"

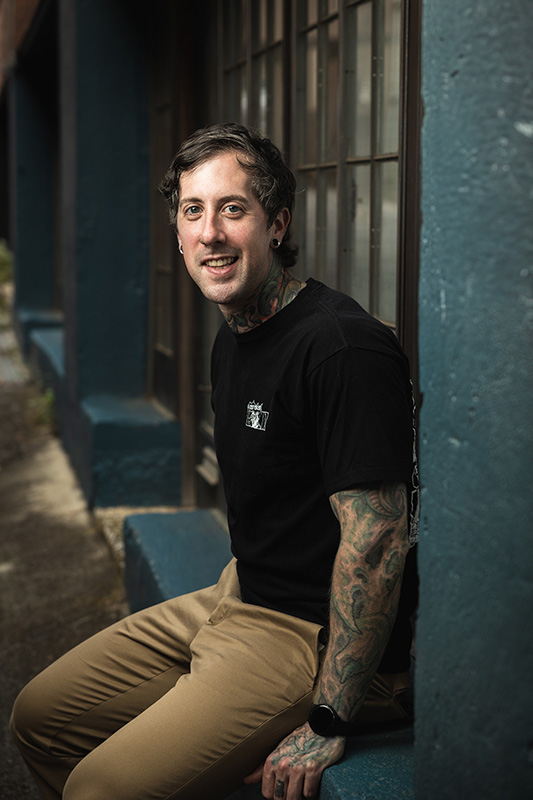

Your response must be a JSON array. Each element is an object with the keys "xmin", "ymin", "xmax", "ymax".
[{"xmin": 308, "ymin": 703, "xmax": 354, "ymax": 737}]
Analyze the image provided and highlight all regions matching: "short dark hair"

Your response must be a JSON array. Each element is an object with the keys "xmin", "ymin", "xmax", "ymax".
[{"xmin": 159, "ymin": 122, "xmax": 299, "ymax": 267}]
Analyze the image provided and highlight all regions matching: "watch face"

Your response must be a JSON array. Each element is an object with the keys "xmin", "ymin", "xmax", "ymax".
[{"xmin": 309, "ymin": 704, "xmax": 336, "ymax": 736}]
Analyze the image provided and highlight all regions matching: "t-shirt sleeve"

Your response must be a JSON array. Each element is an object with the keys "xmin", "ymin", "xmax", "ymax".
[{"xmin": 309, "ymin": 346, "xmax": 414, "ymax": 497}]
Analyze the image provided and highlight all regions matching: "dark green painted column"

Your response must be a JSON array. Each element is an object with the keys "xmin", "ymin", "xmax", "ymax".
[
  {"xmin": 416, "ymin": 1, "xmax": 533, "ymax": 797},
  {"xmin": 11, "ymin": 70, "xmax": 56, "ymax": 311},
  {"xmin": 60, "ymin": 0, "xmax": 150, "ymax": 400}
]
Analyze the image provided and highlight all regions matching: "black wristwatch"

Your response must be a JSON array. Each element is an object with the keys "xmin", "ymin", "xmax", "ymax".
[{"xmin": 308, "ymin": 704, "xmax": 353, "ymax": 737}]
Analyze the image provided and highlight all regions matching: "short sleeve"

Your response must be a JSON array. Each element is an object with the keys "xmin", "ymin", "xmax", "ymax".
[{"xmin": 309, "ymin": 346, "xmax": 414, "ymax": 497}]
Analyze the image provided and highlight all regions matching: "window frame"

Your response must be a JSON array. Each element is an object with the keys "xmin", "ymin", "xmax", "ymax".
[
  {"xmin": 291, "ymin": 0, "xmax": 415, "ymax": 334},
  {"xmin": 152, "ymin": 0, "xmax": 421, "ymax": 505}
]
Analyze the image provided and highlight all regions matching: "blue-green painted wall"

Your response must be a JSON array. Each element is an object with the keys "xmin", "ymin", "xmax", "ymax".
[
  {"xmin": 416, "ymin": 1, "xmax": 533, "ymax": 797},
  {"xmin": 61, "ymin": 0, "xmax": 150, "ymax": 399},
  {"xmin": 11, "ymin": 72, "xmax": 56, "ymax": 310}
]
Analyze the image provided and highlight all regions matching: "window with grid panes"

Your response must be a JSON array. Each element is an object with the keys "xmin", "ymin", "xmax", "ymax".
[
  {"xmin": 219, "ymin": 0, "xmax": 286, "ymax": 144},
  {"xmin": 195, "ymin": 0, "xmax": 419, "ymax": 505},
  {"xmin": 293, "ymin": 0, "xmax": 404, "ymax": 330},
  {"xmin": 193, "ymin": 0, "xmax": 288, "ymax": 507},
  {"xmin": 148, "ymin": 10, "xmax": 179, "ymax": 414}
]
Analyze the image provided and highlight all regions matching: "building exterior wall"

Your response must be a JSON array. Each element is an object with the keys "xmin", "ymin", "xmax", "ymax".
[
  {"xmin": 3, "ymin": 0, "xmax": 182, "ymax": 508},
  {"xmin": 1, "ymin": 0, "xmax": 532, "ymax": 794},
  {"xmin": 416, "ymin": 1, "xmax": 533, "ymax": 796},
  {"xmin": 59, "ymin": 0, "xmax": 150, "ymax": 400},
  {"xmin": 10, "ymin": 66, "xmax": 56, "ymax": 310}
]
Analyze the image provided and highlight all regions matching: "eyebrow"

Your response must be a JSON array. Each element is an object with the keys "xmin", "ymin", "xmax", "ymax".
[{"xmin": 179, "ymin": 194, "xmax": 251, "ymax": 210}]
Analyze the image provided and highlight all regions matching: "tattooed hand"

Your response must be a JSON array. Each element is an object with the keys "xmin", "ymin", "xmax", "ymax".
[{"xmin": 243, "ymin": 723, "xmax": 345, "ymax": 799}]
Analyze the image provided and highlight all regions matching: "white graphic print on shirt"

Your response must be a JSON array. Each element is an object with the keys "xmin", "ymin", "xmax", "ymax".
[{"xmin": 246, "ymin": 401, "xmax": 269, "ymax": 432}]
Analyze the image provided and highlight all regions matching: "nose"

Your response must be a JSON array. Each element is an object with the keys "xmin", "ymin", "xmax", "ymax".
[{"xmin": 200, "ymin": 211, "xmax": 225, "ymax": 246}]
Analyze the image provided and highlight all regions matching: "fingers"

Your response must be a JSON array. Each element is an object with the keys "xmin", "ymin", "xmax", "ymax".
[
  {"xmin": 262, "ymin": 757, "xmax": 316, "ymax": 800},
  {"xmin": 259, "ymin": 725, "xmax": 345, "ymax": 799},
  {"xmin": 243, "ymin": 763, "xmax": 264, "ymax": 784},
  {"xmin": 302, "ymin": 764, "xmax": 322, "ymax": 799}
]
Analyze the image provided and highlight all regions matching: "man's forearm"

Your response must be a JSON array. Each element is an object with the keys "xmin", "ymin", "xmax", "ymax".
[{"xmin": 316, "ymin": 482, "xmax": 410, "ymax": 722}]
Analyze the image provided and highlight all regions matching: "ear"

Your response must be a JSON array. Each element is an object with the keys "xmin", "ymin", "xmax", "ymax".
[{"xmin": 271, "ymin": 207, "xmax": 291, "ymax": 242}]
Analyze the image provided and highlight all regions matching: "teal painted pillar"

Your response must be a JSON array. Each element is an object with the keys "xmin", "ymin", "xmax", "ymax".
[
  {"xmin": 416, "ymin": 1, "xmax": 533, "ymax": 798},
  {"xmin": 60, "ymin": 0, "xmax": 150, "ymax": 400},
  {"xmin": 11, "ymin": 70, "xmax": 56, "ymax": 311}
]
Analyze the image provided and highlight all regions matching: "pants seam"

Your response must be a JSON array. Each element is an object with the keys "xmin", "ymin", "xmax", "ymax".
[
  {"xmin": 47, "ymin": 659, "xmax": 183, "ymax": 757},
  {"xmin": 161, "ymin": 690, "xmax": 314, "ymax": 800}
]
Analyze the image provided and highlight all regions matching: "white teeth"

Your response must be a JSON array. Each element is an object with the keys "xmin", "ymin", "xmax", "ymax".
[{"xmin": 205, "ymin": 257, "xmax": 235, "ymax": 267}]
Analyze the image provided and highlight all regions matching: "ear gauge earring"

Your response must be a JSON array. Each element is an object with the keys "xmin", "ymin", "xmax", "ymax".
[
  {"xmin": 272, "ymin": 238, "xmax": 281, "ymax": 249},
  {"xmin": 179, "ymin": 244, "xmax": 184, "ymax": 255}
]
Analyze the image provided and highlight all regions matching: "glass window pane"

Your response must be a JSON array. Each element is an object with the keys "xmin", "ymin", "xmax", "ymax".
[
  {"xmin": 315, "ymin": 168, "xmax": 336, "ymax": 284},
  {"xmin": 325, "ymin": 168, "xmax": 338, "ymax": 285},
  {"xmin": 378, "ymin": 0, "xmax": 401, "ymax": 154},
  {"xmin": 304, "ymin": 28, "xmax": 318, "ymax": 163},
  {"xmin": 375, "ymin": 160, "xmax": 398, "ymax": 323},
  {"xmin": 240, "ymin": 67, "xmax": 249, "ymax": 120},
  {"xmin": 252, "ymin": 54, "xmax": 268, "ymax": 132},
  {"xmin": 155, "ymin": 271, "xmax": 173, "ymax": 351},
  {"xmin": 345, "ymin": 1, "xmax": 372, "ymax": 158},
  {"xmin": 223, "ymin": 0, "xmax": 245, "ymax": 65},
  {"xmin": 251, "ymin": 45, "xmax": 283, "ymax": 144},
  {"xmin": 196, "ymin": 301, "xmax": 221, "ymax": 429},
  {"xmin": 306, "ymin": 0, "xmax": 319, "ymax": 27},
  {"xmin": 225, "ymin": 66, "xmax": 248, "ymax": 123},
  {"xmin": 270, "ymin": 44, "xmax": 283, "ymax": 146},
  {"xmin": 298, "ymin": 170, "xmax": 317, "ymax": 278},
  {"xmin": 328, "ymin": 0, "xmax": 339, "ymax": 15},
  {"xmin": 342, "ymin": 164, "xmax": 370, "ymax": 309},
  {"xmin": 252, "ymin": 0, "xmax": 267, "ymax": 50},
  {"xmin": 273, "ymin": 0, "xmax": 283, "ymax": 41},
  {"xmin": 325, "ymin": 20, "xmax": 339, "ymax": 163}
]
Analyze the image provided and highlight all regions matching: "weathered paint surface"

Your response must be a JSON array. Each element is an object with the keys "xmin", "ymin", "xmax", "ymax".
[
  {"xmin": 416, "ymin": 1, "xmax": 533, "ymax": 797},
  {"xmin": 60, "ymin": 0, "xmax": 150, "ymax": 399},
  {"xmin": 11, "ymin": 71, "xmax": 56, "ymax": 310}
]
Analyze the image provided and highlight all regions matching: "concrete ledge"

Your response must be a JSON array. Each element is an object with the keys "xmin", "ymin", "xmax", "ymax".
[
  {"xmin": 29, "ymin": 327, "xmax": 65, "ymax": 382},
  {"xmin": 123, "ymin": 510, "xmax": 413, "ymax": 799},
  {"xmin": 26, "ymin": 328, "xmax": 182, "ymax": 508},
  {"xmin": 29, "ymin": 328, "xmax": 67, "ymax": 444},
  {"xmin": 15, "ymin": 307, "xmax": 64, "ymax": 356},
  {"xmin": 80, "ymin": 395, "xmax": 182, "ymax": 508},
  {"xmin": 227, "ymin": 724, "xmax": 414, "ymax": 800},
  {"xmin": 124, "ymin": 510, "xmax": 233, "ymax": 612}
]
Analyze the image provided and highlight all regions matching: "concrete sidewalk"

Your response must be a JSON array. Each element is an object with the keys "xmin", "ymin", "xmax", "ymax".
[{"xmin": 0, "ymin": 298, "xmax": 130, "ymax": 797}]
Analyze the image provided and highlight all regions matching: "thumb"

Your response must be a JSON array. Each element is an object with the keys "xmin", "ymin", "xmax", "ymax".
[{"xmin": 243, "ymin": 763, "xmax": 264, "ymax": 784}]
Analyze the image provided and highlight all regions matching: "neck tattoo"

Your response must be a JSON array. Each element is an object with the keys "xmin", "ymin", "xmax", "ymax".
[{"xmin": 224, "ymin": 259, "xmax": 306, "ymax": 334}]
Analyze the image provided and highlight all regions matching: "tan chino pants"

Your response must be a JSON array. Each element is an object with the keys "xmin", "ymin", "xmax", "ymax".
[
  {"xmin": 10, "ymin": 560, "xmax": 323, "ymax": 800},
  {"xmin": 10, "ymin": 559, "xmax": 409, "ymax": 800}
]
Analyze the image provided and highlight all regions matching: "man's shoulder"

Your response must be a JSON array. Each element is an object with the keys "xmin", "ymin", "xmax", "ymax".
[
  {"xmin": 302, "ymin": 279, "xmax": 402, "ymax": 356},
  {"xmin": 304, "ymin": 279, "xmax": 376, "ymax": 325}
]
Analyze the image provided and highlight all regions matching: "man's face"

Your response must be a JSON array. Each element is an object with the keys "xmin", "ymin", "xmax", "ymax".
[{"xmin": 176, "ymin": 151, "xmax": 289, "ymax": 315}]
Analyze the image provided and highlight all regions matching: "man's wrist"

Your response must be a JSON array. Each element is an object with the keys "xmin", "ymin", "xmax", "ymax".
[{"xmin": 308, "ymin": 703, "xmax": 353, "ymax": 737}]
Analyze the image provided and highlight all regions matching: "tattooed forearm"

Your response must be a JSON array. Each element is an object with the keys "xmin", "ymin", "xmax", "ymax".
[{"xmin": 316, "ymin": 482, "xmax": 409, "ymax": 719}]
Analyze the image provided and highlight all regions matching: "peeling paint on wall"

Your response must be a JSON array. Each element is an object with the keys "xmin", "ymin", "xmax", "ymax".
[{"xmin": 416, "ymin": 0, "xmax": 533, "ymax": 797}]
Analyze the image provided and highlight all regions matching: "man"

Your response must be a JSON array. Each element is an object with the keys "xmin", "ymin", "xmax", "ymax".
[{"xmin": 11, "ymin": 123, "xmax": 418, "ymax": 800}]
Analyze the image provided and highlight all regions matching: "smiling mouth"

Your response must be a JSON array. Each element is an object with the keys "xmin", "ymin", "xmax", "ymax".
[{"xmin": 204, "ymin": 256, "xmax": 238, "ymax": 268}]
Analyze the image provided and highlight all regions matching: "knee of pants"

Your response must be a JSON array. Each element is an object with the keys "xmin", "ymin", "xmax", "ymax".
[
  {"xmin": 10, "ymin": 673, "xmax": 54, "ymax": 755},
  {"xmin": 63, "ymin": 756, "xmax": 139, "ymax": 800}
]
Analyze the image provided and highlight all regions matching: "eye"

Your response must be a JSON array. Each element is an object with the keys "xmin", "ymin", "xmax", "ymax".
[
  {"xmin": 184, "ymin": 205, "xmax": 202, "ymax": 217},
  {"xmin": 224, "ymin": 204, "xmax": 243, "ymax": 215}
]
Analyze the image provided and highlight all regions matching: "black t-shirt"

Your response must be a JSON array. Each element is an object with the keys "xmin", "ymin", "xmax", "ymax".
[{"xmin": 211, "ymin": 279, "xmax": 417, "ymax": 638}]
